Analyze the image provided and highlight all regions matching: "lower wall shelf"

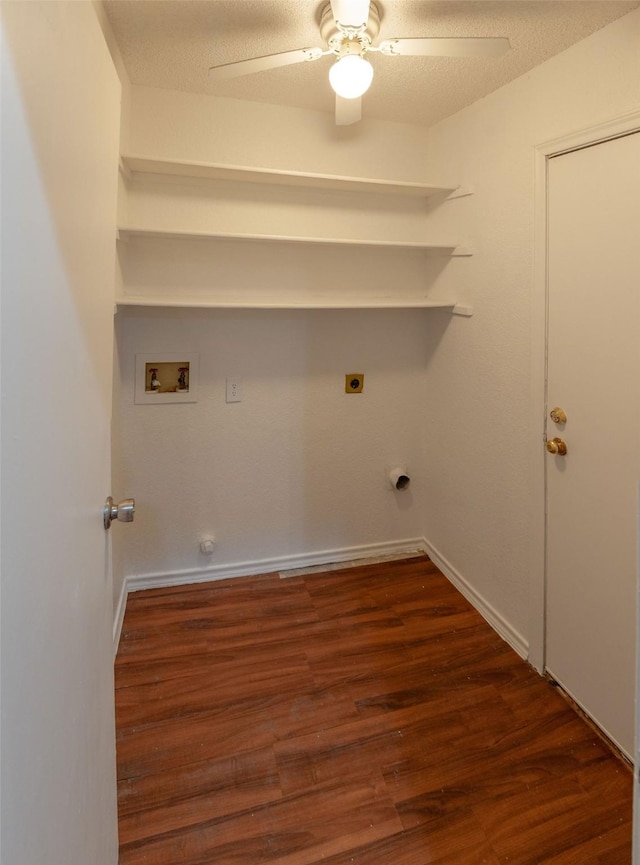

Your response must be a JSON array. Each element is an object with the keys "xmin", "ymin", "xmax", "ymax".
[{"xmin": 115, "ymin": 227, "xmax": 474, "ymax": 316}]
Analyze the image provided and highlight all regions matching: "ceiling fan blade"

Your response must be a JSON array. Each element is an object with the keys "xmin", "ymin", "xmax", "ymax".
[
  {"xmin": 329, "ymin": 0, "xmax": 371, "ymax": 29},
  {"xmin": 208, "ymin": 47, "xmax": 326, "ymax": 81},
  {"xmin": 379, "ymin": 37, "xmax": 510, "ymax": 58},
  {"xmin": 335, "ymin": 95, "xmax": 361, "ymax": 126}
]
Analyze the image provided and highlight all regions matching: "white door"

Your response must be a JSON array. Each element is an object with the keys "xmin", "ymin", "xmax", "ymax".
[
  {"xmin": 545, "ymin": 131, "xmax": 640, "ymax": 759},
  {"xmin": 1, "ymin": 3, "xmax": 121, "ymax": 863}
]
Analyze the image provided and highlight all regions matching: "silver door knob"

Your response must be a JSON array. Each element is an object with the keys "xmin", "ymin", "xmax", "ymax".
[{"xmin": 104, "ymin": 497, "xmax": 135, "ymax": 530}]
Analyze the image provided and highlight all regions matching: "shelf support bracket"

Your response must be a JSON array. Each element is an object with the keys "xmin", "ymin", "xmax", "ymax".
[{"xmin": 446, "ymin": 187, "xmax": 473, "ymax": 200}]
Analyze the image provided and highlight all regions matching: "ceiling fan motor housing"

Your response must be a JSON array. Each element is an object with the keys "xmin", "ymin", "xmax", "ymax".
[{"xmin": 319, "ymin": 1, "xmax": 381, "ymax": 53}]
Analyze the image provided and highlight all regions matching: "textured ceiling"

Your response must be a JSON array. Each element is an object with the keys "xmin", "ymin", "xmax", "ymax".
[{"xmin": 103, "ymin": 0, "xmax": 639, "ymax": 127}]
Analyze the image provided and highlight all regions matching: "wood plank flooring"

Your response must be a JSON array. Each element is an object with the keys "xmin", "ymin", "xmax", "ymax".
[{"xmin": 115, "ymin": 555, "xmax": 633, "ymax": 864}]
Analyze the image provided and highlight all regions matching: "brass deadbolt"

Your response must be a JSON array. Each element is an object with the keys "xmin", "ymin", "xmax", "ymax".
[{"xmin": 550, "ymin": 407, "xmax": 567, "ymax": 424}]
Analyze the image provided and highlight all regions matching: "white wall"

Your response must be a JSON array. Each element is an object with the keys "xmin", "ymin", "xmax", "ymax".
[
  {"xmin": 93, "ymin": 0, "xmax": 131, "ymax": 152},
  {"xmin": 113, "ymin": 90, "xmax": 445, "ymax": 597},
  {"xmin": 419, "ymin": 7, "xmax": 640, "ymax": 653},
  {"xmin": 115, "ymin": 306, "xmax": 434, "ymax": 585},
  {"xmin": 128, "ymin": 85, "xmax": 436, "ymax": 182}
]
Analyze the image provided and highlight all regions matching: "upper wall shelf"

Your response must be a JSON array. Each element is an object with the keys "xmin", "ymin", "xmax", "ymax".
[{"xmin": 120, "ymin": 155, "xmax": 462, "ymax": 199}]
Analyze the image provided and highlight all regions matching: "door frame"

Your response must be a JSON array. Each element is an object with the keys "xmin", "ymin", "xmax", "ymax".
[{"xmin": 529, "ymin": 108, "xmax": 640, "ymax": 674}]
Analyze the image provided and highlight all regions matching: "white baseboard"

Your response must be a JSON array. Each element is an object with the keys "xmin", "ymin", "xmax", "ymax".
[
  {"xmin": 126, "ymin": 538, "xmax": 426, "ymax": 593},
  {"xmin": 422, "ymin": 536, "xmax": 529, "ymax": 660},
  {"xmin": 112, "ymin": 536, "xmax": 528, "ymax": 663}
]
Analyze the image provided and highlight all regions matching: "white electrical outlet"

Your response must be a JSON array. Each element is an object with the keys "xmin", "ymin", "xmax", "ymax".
[{"xmin": 226, "ymin": 376, "xmax": 242, "ymax": 403}]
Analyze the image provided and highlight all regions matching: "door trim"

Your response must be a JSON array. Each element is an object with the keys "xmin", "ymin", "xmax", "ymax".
[
  {"xmin": 529, "ymin": 109, "xmax": 640, "ymax": 673},
  {"xmin": 635, "ymin": 483, "xmax": 640, "ymax": 863}
]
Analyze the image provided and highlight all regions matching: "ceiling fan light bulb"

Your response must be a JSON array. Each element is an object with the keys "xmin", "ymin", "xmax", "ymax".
[{"xmin": 329, "ymin": 55, "xmax": 374, "ymax": 99}]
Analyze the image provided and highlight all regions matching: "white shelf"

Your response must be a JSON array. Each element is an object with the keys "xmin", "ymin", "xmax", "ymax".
[
  {"xmin": 120, "ymin": 155, "xmax": 459, "ymax": 199},
  {"xmin": 116, "ymin": 227, "xmax": 471, "ymax": 256},
  {"xmin": 117, "ymin": 153, "xmax": 473, "ymax": 313},
  {"xmin": 115, "ymin": 296, "xmax": 461, "ymax": 311}
]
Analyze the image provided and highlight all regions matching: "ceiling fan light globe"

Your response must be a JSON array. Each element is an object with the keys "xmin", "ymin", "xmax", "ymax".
[{"xmin": 329, "ymin": 55, "xmax": 373, "ymax": 99}]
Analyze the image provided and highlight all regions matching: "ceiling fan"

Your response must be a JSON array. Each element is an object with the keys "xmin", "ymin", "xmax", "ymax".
[{"xmin": 208, "ymin": 0, "xmax": 510, "ymax": 126}]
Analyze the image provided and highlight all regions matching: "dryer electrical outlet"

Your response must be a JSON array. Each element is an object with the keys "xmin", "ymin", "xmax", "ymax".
[{"xmin": 345, "ymin": 374, "xmax": 364, "ymax": 393}]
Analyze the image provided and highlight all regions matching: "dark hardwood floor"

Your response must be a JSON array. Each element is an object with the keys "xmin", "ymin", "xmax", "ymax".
[{"xmin": 115, "ymin": 555, "xmax": 632, "ymax": 864}]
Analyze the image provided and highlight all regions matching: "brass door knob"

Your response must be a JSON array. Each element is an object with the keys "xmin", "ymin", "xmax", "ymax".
[{"xmin": 546, "ymin": 437, "xmax": 567, "ymax": 456}]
